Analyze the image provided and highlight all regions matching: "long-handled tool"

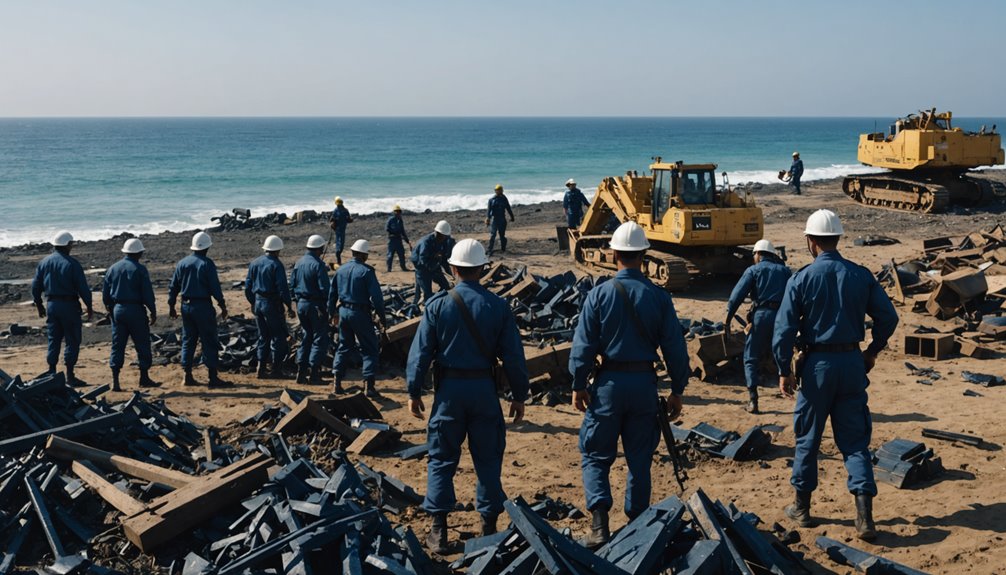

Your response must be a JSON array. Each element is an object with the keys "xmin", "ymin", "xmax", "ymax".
[{"xmin": 657, "ymin": 396, "xmax": 688, "ymax": 493}]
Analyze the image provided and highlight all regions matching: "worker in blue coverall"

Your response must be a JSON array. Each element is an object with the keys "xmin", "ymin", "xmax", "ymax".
[
  {"xmin": 787, "ymin": 152, "xmax": 804, "ymax": 195},
  {"xmin": 725, "ymin": 239, "xmax": 791, "ymax": 414},
  {"xmin": 411, "ymin": 221, "xmax": 452, "ymax": 306},
  {"xmin": 328, "ymin": 196, "xmax": 353, "ymax": 265},
  {"xmin": 432, "ymin": 235, "xmax": 456, "ymax": 291},
  {"xmin": 245, "ymin": 235, "xmax": 295, "ymax": 380},
  {"xmin": 386, "ymin": 205, "xmax": 412, "ymax": 272},
  {"xmin": 102, "ymin": 238, "xmax": 158, "ymax": 391},
  {"xmin": 485, "ymin": 184, "xmax": 515, "ymax": 255},
  {"xmin": 330, "ymin": 239, "xmax": 386, "ymax": 397},
  {"xmin": 406, "ymin": 238, "xmax": 529, "ymax": 554},
  {"xmin": 773, "ymin": 209, "xmax": 898, "ymax": 541},
  {"xmin": 168, "ymin": 231, "xmax": 230, "ymax": 387},
  {"xmin": 290, "ymin": 234, "xmax": 331, "ymax": 385},
  {"xmin": 32, "ymin": 230, "xmax": 94, "ymax": 386},
  {"xmin": 563, "ymin": 178, "xmax": 591, "ymax": 228},
  {"xmin": 569, "ymin": 222, "xmax": 690, "ymax": 547}
]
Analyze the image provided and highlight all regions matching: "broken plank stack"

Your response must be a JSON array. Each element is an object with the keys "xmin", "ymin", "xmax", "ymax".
[{"xmin": 872, "ymin": 438, "xmax": 944, "ymax": 489}]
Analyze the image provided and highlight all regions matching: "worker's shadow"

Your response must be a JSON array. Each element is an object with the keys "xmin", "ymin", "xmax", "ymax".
[
  {"xmin": 511, "ymin": 421, "xmax": 580, "ymax": 435},
  {"xmin": 870, "ymin": 411, "xmax": 938, "ymax": 424},
  {"xmin": 873, "ymin": 526, "xmax": 952, "ymax": 548},
  {"xmin": 157, "ymin": 389, "xmax": 284, "ymax": 401},
  {"xmin": 914, "ymin": 501, "xmax": 1006, "ymax": 533}
]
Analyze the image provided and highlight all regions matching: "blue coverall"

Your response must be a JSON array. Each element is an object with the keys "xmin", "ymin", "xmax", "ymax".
[
  {"xmin": 32, "ymin": 251, "xmax": 92, "ymax": 370},
  {"xmin": 330, "ymin": 205, "xmax": 352, "ymax": 264},
  {"xmin": 726, "ymin": 257, "xmax": 791, "ymax": 397},
  {"xmin": 570, "ymin": 269, "xmax": 690, "ymax": 518},
  {"xmin": 290, "ymin": 251, "xmax": 331, "ymax": 369},
  {"xmin": 773, "ymin": 250, "xmax": 898, "ymax": 497},
  {"xmin": 245, "ymin": 253, "xmax": 292, "ymax": 365},
  {"xmin": 102, "ymin": 256, "xmax": 156, "ymax": 371},
  {"xmin": 406, "ymin": 280, "xmax": 529, "ymax": 516},
  {"xmin": 411, "ymin": 233, "xmax": 447, "ymax": 305},
  {"xmin": 563, "ymin": 187, "xmax": 591, "ymax": 228},
  {"xmin": 433, "ymin": 236, "xmax": 456, "ymax": 291},
  {"xmin": 330, "ymin": 259, "xmax": 386, "ymax": 380},
  {"xmin": 789, "ymin": 158, "xmax": 804, "ymax": 195},
  {"xmin": 486, "ymin": 194, "xmax": 514, "ymax": 254},
  {"xmin": 168, "ymin": 253, "xmax": 225, "ymax": 370},
  {"xmin": 386, "ymin": 215, "xmax": 410, "ymax": 272}
]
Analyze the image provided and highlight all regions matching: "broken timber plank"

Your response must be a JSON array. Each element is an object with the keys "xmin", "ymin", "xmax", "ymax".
[
  {"xmin": 46, "ymin": 435, "xmax": 194, "ymax": 489},
  {"xmin": 274, "ymin": 398, "xmax": 359, "ymax": 440},
  {"xmin": 816, "ymin": 536, "xmax": 929, "ymax": 575},
  {"xmin": 70, "ymin": 460, "xmax": 146, "ymax": 516},
  {"xmin": 688, "ymin": 489, "xmax": 754, "ymax": 575},
  {"xmin": 346, "ymin": 428, "xmax": 399, "ymax": 455},
  {"xmin": 122, "ymin": 453, "xmax": 272, "ymax": 552},
  {"xmin": 385, "ymin": 316, "xmax": 422, "ymax": 344}
]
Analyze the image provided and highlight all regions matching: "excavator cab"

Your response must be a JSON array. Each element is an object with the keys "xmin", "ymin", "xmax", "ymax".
[{"xmin": 651, "ymin": 162, "xmax": 718, "ymax": 223}]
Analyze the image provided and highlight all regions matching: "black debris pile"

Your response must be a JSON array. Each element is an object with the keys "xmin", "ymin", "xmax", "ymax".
[
  {"xmin": 453, "ymin": 489, "xmax": 809, "ymax": 574},
  {"xmin": 872, "ymin": 439, "xmax": 944, "ymax": 489},
  {"xmin": 679, "ymin": 318, "xmax": 746, "ymax": 382},
  {"xmin": 905, "ymin": 361, "xmax": 942, "ymax": 385},
  {"xmin": 921, "ymin": 428, "xmax": 984, "ymax": 448},
  {"xmin": 1, "ymin": 322, "xmax": 43, "ymax": 339},
  {"xmin": 817, "ymin": 536, "xmax": 931, "ymax": 574},
  {"xmin": 961, "ymin": 370, "xmax": 1005, "ymax": 387},
  {"xmin": 671, "ymin": 422, "xmax": 773, "ymax": 461}
]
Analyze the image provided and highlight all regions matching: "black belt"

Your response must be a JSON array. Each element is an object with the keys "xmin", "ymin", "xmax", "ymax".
[
  {"xmin": 340, "ymin": 302, "xmax": 370, "ymax": 311},
  {"xmin": 298, "ymin": 296, "xmax": 326, "ymax": 304},
  {"xmin": 47, "ymin": 295, "xmax": 77, "ymax": 302},
  {"xmin": 600, "ymin": 360, "xmax": 655, "ymax": 373},
  {"xmin": 182, "ymin": 297, "xmax": 211, "ymax": 304},
  {"xmin": 808, "ymin": 343, "xmax": 860, "ymax": 353},
  {"xmin": 755, "ymin": 301, "xmax": 781, "ymax": 311},
  {"xmin": 443, "ymin": 368, "xmax": 493, "ymax": 379}
]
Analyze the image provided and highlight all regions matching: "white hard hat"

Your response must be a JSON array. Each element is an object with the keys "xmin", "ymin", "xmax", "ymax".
[
  {"xmin": 448, "ymin": 238, "xmax": 489, "ymax": 267},
  {"xmin": 792, "ymin": 151, "xmax": 800, "ymax": 157},
  {"xmin": 262, "ymin": 235, "xmax": 284, "ymax": 251},
  {"xmin": 804, "ymin": 209, "xmax": 844, "ymax": 236},
  {"xmin": 350, "ymin": 239, "xmax": 370, "ymax": 254},
  {"xmin": 121, "ymin": 238, "xmax": 145, "ymax": 254},
  {"xmin": 752, "ymin": 239, "xmax": 776, "ymax": 256},
  {"xmin": 190, "ymin": 231, "xmax": 213, "ymax": 251},
  {"xmin": 305, "ymin": 234, "xmax": 327, "ymax": 249},
  {"xmin": 52, "ymin": 231, "xmax": 74, "ymax": 247},
  {"xmin": 609, "ymin": 222, "xmax": 650, "ymax": 251},
  {"xmin": 334, "ymin": 196, "xmax": 343, "ymax": 205},
  {"xmin": 566, "ymin": 178, "xmax": 576, "ymax": 186},
  {"xmin": 434, "ymin": 220, "xmax": 452, "ymax": 236}
]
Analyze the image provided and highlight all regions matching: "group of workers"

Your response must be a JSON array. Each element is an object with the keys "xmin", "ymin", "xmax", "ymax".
[{"xmin": 31, "ymin": 184, "xmax": 894, "ymax": 551}]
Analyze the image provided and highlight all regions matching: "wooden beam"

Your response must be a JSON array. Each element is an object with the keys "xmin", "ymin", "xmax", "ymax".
[
  {"xmin": 274, "ymin": 398, "xmax": 359, "ymax": 440},
  {"xmin": 45, "ymin": 436, "xmax": 193, "ymax": 489},
  {"xmin": 71, "ymin": 460, "xmax": 146, "ymax": 516},
  {"xmin": 384, "ymin": 316, "xmax": 422, "ymax": 344},
  {"xmin": 346, "ymin": 428, "xmax": 400, "ymax": 455}
]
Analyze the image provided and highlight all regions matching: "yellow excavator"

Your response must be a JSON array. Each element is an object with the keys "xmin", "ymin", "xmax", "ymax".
[
  {"xmin": 843, "ymin": 109, "xmax": 1005, "ymax": 212},
  {"xmin": 565, "ymin": 158, "xmax": 764, "ymax": 291}
]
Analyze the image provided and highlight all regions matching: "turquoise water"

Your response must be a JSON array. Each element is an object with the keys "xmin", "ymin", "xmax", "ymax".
[{"xmin": 2, "ymin": 116, "xmax": 1003, "ymax": 247}]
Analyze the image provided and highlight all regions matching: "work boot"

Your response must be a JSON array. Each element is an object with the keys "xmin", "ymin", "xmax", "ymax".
[
  {"xmin": 46, "ymin": 364, "xmax": 57, "ymax": 375},
  {"xmin": 480, "ymin": 513, "xmax": 499, "ymax": 537},
  {"xmin": 182, "ymin": 369, "xmax": 198, "ymax": 387},
  {"xmin": 426, "ymin": 513, "xmax": 449, "ymax": 555},
  {"xmin": 745, "ymin": 390, "xmax": 759, "ymax": 414},
  {"xmin": 296, "ymin": 365, "xmax": 309, "ymax": 384},
  {"xmin": 271, "ymin": 363, "xmax": 287, "ymax": 380},
  {"xmin": 111, "ymin": 369, "xmax": 121, "ymax": 392},
  {"xmin": 365, "ymin": 377, "xmax": 379, "ymax": 398},
  {"xmin": 66, "ymin": 367, "xmax": 87, "ymax": 387},
  {"xmin": 257, "ymin": 362, "xmax": 269, "ymax": 379},
  {"xmin": 138, "ymin": 369, "xmax": 161, "ymax": 388},
  {"xmin": 854, "ymin": 494, "xmax": 877, "ymax": 541},
  {"xmin": 336, "ymin": 253, "xmax": 342, "ymax": 265},
  {"xmin": 580, "ymin": 509, "xmax": 610, "ymax": 548},
  {"xmin": 333, "ymin": 376, "xmax": 345, "ymax": 395},
  {"xmin": 207, "ymin": 368, "xmax": 233, "ymax": 388},
  {"xmin": 309, "ymin": 366, "xmax": 323, "ymax": 386},
  {"xmin": 784, "ymin": 490, "xmax": 815, "ymax": 528}
]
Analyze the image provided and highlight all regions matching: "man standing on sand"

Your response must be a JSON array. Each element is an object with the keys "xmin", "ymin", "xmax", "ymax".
[
  {"xmin": 773, "ymin": 209, "xmax": 898, "ymax": 541},
  {"xmin": 486, "ymin": 184, "xmax": 515, "ymax": 255},
  {"xmin": 102, "ymin": 238, "xmax": 159, "ymax": 391},
  {"xmin": 330, "ymin": 239, "xmax": 386, "ymax": 397},
  {"xmin": 788, "ymin": 152, "xmax": 804, "ymax": 195},
  {"xmin": 168, "ymin": 231, "xmax": 231, "ymax": 388},
  {"xmin": 245, "ymin": 235, "xmax": 295, "ymax": 380},
  {"xmin": 329, "ymin": 196, "xmax": 353, "ymax": 265},
  {"xmin": 563, "ymin": 178, "xmax": 590, "ymax": 229},
  {"xmin": 290, "ymin": 234, "xmax": 331, "ymax": 385},
  {"xmin": 386, "ymin": 205, "xmax": 412, "ymax": 272},
  {"xmin": 569, "ymin": 222, "xmax": 690, "ymax": 547},
  {"xmin": 32, "ymin": 231, "xmax": 94, "ymax": 386},
  {"xmin": 411, "ymin": 221, "xmax": 452, "ymax": 306},
  {"xmin": 725, "ymin": 239, "xmax": 791, "ymax": 414},
  {"xmin": 406, "ymin": 238, "xmax": 528, "ymax": 554}
]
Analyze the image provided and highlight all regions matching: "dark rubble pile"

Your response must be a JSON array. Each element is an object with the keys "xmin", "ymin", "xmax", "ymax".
[{"xmin": 208, "ymin": 208, "xmax": 326, "ymax": 233}]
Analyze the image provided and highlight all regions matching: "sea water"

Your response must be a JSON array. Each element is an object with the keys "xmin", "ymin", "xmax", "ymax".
[{"xmin": 2, "ymin": 116, "xmax": 1003, "ymax": 247}]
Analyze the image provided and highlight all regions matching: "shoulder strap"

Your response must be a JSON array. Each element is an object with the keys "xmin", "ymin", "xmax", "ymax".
[
  {"xmin": 611, "ymin": 279, "xmax": 656, "ymax": 347},
  {"xmin": 448, "ymin": 289, "xmax": 495, "ymax": 362}
]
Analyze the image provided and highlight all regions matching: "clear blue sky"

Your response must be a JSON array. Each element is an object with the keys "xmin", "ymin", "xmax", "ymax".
[{"xmin": 2, "ymin": 0, "xmax": 1003, "ymax": 117}]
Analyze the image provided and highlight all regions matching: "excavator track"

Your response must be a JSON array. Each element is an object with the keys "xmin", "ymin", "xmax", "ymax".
[
  {"xmin": 842, "ymin": 175, "xmax": 950, "ymax": 213},
  {"xmin": 571, "ymin": 234, "xmax": 691, "ymax": 291}
]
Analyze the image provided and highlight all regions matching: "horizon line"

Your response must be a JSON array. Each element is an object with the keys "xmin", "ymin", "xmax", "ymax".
[{"xmin": 2, "ymin": 113, "xmax": 1005, "ymax": 120}]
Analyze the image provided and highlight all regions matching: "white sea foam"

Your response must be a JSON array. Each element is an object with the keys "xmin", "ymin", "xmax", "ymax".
[{"xmin": 728, "ymin": 163, "xmax": 882, "ymax": 186}]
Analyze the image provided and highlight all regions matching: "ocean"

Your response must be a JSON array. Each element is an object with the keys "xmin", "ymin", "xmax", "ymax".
[{"xmin": 2, "ymin": 116, "xmax": 1004, "ymax": 248}]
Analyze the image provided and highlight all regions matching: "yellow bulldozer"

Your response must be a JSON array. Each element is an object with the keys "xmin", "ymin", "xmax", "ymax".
[
  {"xmin": 843, "ymin": 109, "xmax": 1005, "ymax": 212},
  {"xmin": 565, "ymin": 158, "xmax": 764, "ymax": 291}
]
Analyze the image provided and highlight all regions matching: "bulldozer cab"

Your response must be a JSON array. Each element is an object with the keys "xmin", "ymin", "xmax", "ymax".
[{"xmin": 651, "ymin": 161, "xmax": 718, "ymax": 223}]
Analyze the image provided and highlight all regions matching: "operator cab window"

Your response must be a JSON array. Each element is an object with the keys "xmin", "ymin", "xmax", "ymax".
[
  {"xmin": 652, "ymin": 169, "xmax": 673, "ymax": 223},
  {"xmin": 681, "ymin": 171, "xmax": 715, "ymax": 204}
]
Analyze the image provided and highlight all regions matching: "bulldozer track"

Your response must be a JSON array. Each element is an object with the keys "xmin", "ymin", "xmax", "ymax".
[
  {"xmin": 571, "ymin": 235, "xmax": 692, "ymax": 291},
  {"xmin": 842, "ymin": 175, "xmax": 950, "ymax": 213}
]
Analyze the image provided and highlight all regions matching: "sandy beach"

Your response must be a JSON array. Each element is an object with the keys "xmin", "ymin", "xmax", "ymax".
[{"xmin": 3, "ymin": 173, "xmax": 1006, "ymax": 574}]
